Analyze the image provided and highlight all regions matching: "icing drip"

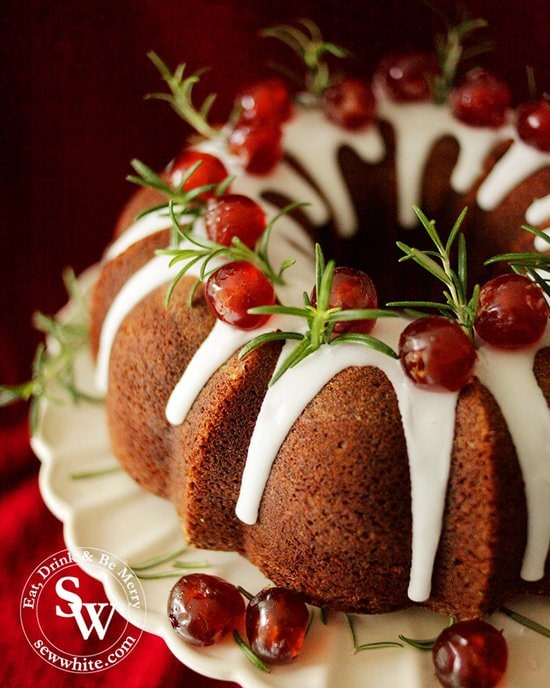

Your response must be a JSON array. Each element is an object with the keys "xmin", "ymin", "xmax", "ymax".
[
  {"xmin": 283, "ymin": 109, "xmax": 385, "ymax": 237},
  {"xmin": 374, "ymin": 93, "xmax": 509, "ymax": 228},
  {"xmin": 95, "ymin": 253, "xmax": 196, "ymax": 396},
  {"xmin": 166, "ymin": 314, "xmax": 303, "ymax": 425},
  {"xmin": 475, "ymin": 325, "xmax": 550, "ymax": 581},
  {"xmin": 105, "ymin": 208, "xmax": 180, "ymax": 261},
  {"xmin": 235, "ymin": 317, "xmax": 458, "ymax": 603},
  {"xmin": 477, "ymin": 139, "xmax": 550, "ymax": 211},
  {"xmin": 195, "ymin": 137, "xmax": 329, "ymax": 227},
  {"xmin": 526, "ymin": 195, "xmax": 550, "ymax": 227},
  {"xmin": 526, "ymin": 195, "xmax": 550, "ymax": 253},
  {"xmin": 165, "ymin": 213, "xmax": 316, "ymax": 424}
]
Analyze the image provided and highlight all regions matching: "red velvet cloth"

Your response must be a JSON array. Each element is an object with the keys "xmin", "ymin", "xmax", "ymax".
[{"xmin": 1, "ymin": 1, "xmax": 548, "ymax": 685}]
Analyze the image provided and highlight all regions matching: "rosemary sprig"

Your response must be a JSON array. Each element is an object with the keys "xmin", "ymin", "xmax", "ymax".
[
  {"xmin": 239, "ymin": 244, "xmax": 398, "ymax": 386},
  {"xmin": 130, "ymin": 544, "xmax": 209, "ymax": 579},
  {"xmin": 0, "ymin": 269, "xmax": 100, "ymax": 432},
  {"xmin": 261, "ymin": 19, "xmax": 349, "ymax": 99},
  {"xmin": 146, "ymin": 51, "xmax": 220, "ymax": 140},
  {"xmin": 126, "ymin": 157, "xmax": 232, "ymax": 224},
  {"xmin": 157, "ymin": 200, "xmax": 300, "ymax": 306},
  {"xmin": 432, "ymin": 17, "xmax": 491, "ymax": 103},
  {"xmin": 500, "ymin": 605, "xmax": 550, "ymax": 638},
  {"xmin": 485, "ymin": 225, "xmax": 550, "ymax": 299},
  {"xmin": 388, "ymin": 206, "xmax": 479, "ymax": 335},
  {"xmin": 131, "ymin": 545, "xmax": 189, "ymax": 571},
  {"xmin": 346, "ymin": 614, "xmax": 403, "ymax": 653}
]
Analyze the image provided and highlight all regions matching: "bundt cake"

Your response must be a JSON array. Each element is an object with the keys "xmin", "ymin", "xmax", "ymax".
[{"xmin": 89, "ymin": 19, "xmax": 550, "ymax": 621}]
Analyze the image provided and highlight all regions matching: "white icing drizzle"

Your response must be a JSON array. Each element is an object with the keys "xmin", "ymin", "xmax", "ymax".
[
  {"xmin": 374, "ymin": 92, "xmax": 510, "ymax": 227},
  {"xmin": 95, "ymin": 253, "xmax": 183, "ymax": 395},
  {"xmin": 535, "ymin": 231, "xmax": 550, "ymax": 253},
  {"xmin": 166, "ymin": 313, "xmax": 302, "ymax": 425},
  {"xmin": 283, "ymin": 109, "xmax": 385, "ymax": 236},
  {"xmin": 477, "ymin": 138, "xmax": 550, "ymax": 211},
  {"xmin": 96, "ymin": 217, "xmax": 215, "ymax": 395},
  {"xmin": 235, "ymin": 317, "xmax": 458, "ymax": 602},
  {"xmin": 195, "ymin": 136, "xmax": 329, "ymax": 227},
  {"xmin": 105, "ymin": 208, "xmax": 193, "ymax": 261},
  {"xmin": 526, "ymin": 195, "xmax": 550, "ymax": 253},
  {"xmin": 527, "ymin": 195, "xmax": 550, "ymax": 227},
  {"xmin": 475, "ymin": 324, "xmax": 550, "ymax": 581}
]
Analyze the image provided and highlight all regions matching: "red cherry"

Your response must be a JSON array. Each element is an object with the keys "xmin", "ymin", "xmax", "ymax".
[
  {"xmin": 374, "ymin": 51, "xmax": 440, "ymax": 102},
  {"xmin": 245, "ymin": 587, "xmax": 309, "ymax": 665},
  {"xmin": 205, "ymin": 261, "xmax": 275, "ymax": 329},
  {"xmin": 311, "ymin": 266, "xmax": 379, "ymax": 335},
  {"xmin": 450, "ymin": 68, "xmax": 511, "ymax": 128},
  {"xmin": 474, "ymin": 273, "xmax": 549, "ymax": 349},
  {"xmin": 228, "ymin": 120, "xmax": 283, "ymax": 174},
  {"xmin": 399, "ymin": 316, "xmax": 476, "ymax": 391},
  {"xmin": 236, "ymin": 77, "xmax": 291, "ymax": 125},
  {"xmin": 432, "ymin": 619, "xmax": 508, "ymax": 688},
  {"xmin": 516, "ymin": 99, "xmax": 550, "ymax": 152},
  {"xmin": 167, "ymin": 150, "xmax": 228, "ymax": 198},
  {"xmin": 322, "ymin": 77, "xmax": 376, "ymax": 130},
  {"xmin": 205, "ymin": 194, "xmax": 266, "ymax": 248},
  {"xmin": 168, "ymin": 573, "xmax": 245, "ymax": 647}
]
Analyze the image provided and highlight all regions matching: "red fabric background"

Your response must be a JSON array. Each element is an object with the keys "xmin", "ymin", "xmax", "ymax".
[{"xmin": 1, "ymin": 1, "xmax": 548, "ymax": 685}]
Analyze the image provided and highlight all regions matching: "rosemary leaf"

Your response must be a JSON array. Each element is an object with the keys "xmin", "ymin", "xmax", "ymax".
[
  {"xmin": 330, "ymin": 333, "xmax": 399, "ymax": 359},
  {"xmin": 500, "ymin": 606, "xmax": 550, "ymax": 638},
  {"xmin": 237, "ymin": 586, "xmax": 254, "ymax": 601},
  {"xmin": 173, "ymin": 560, "xmax": 210, "ymax": 570},
  {"xmin": 135, "ymin": 570, "xmax": 190, "ymax": 580},
  {"xmin": 346, "ymin": 614, "xmax": 402, "ymax": 654},
  {"xmin": 131, "ymin": 545, "xmax": 189, "ymax": 572},
  {"xmin": 238, "ymin": 331, "xmax": 303, "ymax": 359},
  {"xmin": 70, "ymin": 466, "xmax": 121, "ymax": 480},
  {"xmin": 354, "ymin": 641, "xmax": 403, "ymax": 653},
  {"xmin": 233, "ymin": 630, "xmax": 271, "ymax": 673},
  {"xmin": 398, "ymin": 634, "xmax": 436, "ymax": 651}
]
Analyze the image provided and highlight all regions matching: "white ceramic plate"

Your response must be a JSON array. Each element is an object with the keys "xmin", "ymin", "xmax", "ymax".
[{"xmin": 33, "ymin": 270, "xmax": 550, "ymax": 687}]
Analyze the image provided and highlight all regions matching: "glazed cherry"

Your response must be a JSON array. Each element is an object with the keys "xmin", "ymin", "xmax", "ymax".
[
  {"xmin": 516, "ymin": 99, "xmax": 550, "ymax": 152},
  {"xmin": 205, "ymin": 261, "xmax": 275, "ymax": 329},
  {"xmin": 450, "ymin": 68, "xmax": 511, "ymax": 128},
  {"xmin": 474, "ymin": 273, "xmax": 549, "ymax": 349},
  {"xmin": 228, "ymin": 120, "xmax": 283, "ymax": 174},
  {"xmin": 399, "ymin": 316, "xmax": 476, "ymax": 392},
  {"xmin": 245, "ymin": 587, "xmax": 309, "ymax": 665},
  {"xmin": 168, "ymin": 573, "xmax": 245, "ymax": 647},
  {"xmin": 205, "ymin": 194, "xmax": 266, "ymax": 248},
  {"xmin": 236, "ymin": 77, "xmax": 291, "ymax": 125},
  {"xmin": 311, "ymin": 266, "xmax": 379, "ymax": 335},
  {"xmin": 167, "ymin": 150, "xmax": 228, "ymax": 198},
  {"xmin": 322, "ymin": 77, "xmax": 376, "ymax": 129},
  {"xmin": 432, "ymin": 619, "xmax": 508, "ymax": 688},
  {"xmin": 374, "ymin": 51, "xmax": 440, "ymax": 102}
]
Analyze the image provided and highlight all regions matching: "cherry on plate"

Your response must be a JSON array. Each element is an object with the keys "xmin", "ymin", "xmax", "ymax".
[
  {"xmin": 246, "ymin": 587, "xmax": 309, "ymax": 664},
  {"xmin": 168, "ymin": 573, "xmax": 245, "ymax": 646},
  {"xmin": 432, "ymin": 618, "xmax": 508, "ymax": 688}
]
